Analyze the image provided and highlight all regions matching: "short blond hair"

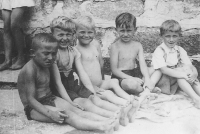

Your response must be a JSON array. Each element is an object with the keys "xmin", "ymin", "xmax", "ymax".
[
  {"xmin": 75, "ymin": 16, "xmax": 95, "ymax": 30},
  {"xmin": 50, "ymin": 16, "xmax": 76, "ymax": 34},
  {"xmin": 160, "ymin": 20, "xmax": 181, "ymax": 36}
]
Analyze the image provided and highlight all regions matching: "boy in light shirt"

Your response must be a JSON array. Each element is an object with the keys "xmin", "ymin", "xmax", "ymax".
[{"xmin": 152, "ymin": 19, "xmax": 200, "ymax": 108}]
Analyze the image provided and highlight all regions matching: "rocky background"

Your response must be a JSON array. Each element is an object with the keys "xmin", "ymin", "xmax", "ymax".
[{"xmin": 0, "ymin": 0, "xmax": 200, "ymax": 76}]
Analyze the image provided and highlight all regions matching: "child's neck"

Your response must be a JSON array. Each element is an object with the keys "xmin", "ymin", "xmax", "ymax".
[
  {"xmin": 32, "ymin": 59, "xmax": 48, "ymax": 70},
  {"xmin": 78, "ymin": 42, "xmax": 90, "ymax": 48},
  {"xmin": 120, "ymin": 39, "xmax": 133, "ymax": 45}
]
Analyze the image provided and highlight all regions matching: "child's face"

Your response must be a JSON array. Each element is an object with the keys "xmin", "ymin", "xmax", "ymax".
[
  {"xmin": 162, "ymin": 31, "xmax": 180, "ymax": 49},
  {"xmin": 52, "ymin": 28, "xmax": 74, "ymax": 48},
  {"xmin": 76, "ymin": 25, "xmax": 95, "ymax": 45},
  {"xmin": 33, "ymin": 42, "xmax": 58, "ymax": 68},
  {"xmin": 116, "ymin": 26, "xmax": 136, "ymax": 43}
]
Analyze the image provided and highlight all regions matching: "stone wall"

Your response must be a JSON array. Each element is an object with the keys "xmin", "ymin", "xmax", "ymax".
[{"xmin": 0, "ymin": 0, "xmax": 200, "ymax": 76}]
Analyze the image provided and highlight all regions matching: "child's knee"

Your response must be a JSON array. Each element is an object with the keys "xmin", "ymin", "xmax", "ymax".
[{"xmin": 122, "ymin": 79, "xmax": 138, "ymax": 90}]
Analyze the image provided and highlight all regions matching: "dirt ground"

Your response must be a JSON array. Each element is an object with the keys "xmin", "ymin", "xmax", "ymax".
[{"xmin": 1, "ymin": 89, "xmax": 200, "ymax": 134}]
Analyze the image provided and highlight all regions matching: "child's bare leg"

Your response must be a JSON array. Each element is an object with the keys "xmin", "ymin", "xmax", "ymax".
[
  {"xmin": 177, "ymin": 79, "xmax": 200, "ymax": 108},
  {"xmin": 31, "ymin": 105, "xmax": 116, "ymax": 132},
  {"xmin": 0, "ymin": 10, "xmax": 12, "ymax": 71},
  {"xmin": 10, "ymin": 7, "xmax": 26, "ymax": 70},
  {"xmin": 101, "ymin": 79, "xmax": 131, "ymax": 101},
  {"xmin": 74, "ymin": 98, "xmax": 115, "ymax": 118},
  {"xmin": 149, "ymin": 67, "xmax": 162, "ymax": 93},
  {"xmin": 119, "ymin": 103, "xmax": 132, "ymax": 126},
  {"xmin": 89, "ymin": 95, "xmax": 120, "ymax": 112},
  {"xmin": 127, "ymin": 96, "xmax": 140, "ymax": 123},
  {"xmin": 192, "ymin": 82, "xmax": 200, "ymax": 96},
  {"xmin": 54, "ymin": 97, "xmax": 108, "ymax": 121},
  {"xmin": 97, "ymin": 90, "xmax": 129, "ymax": 106},
  {"xmin": 30, "ymin": 105, "xmax": 65, "ymax": 123},
  {"xmin": 121, "ymin": 78, "xmax": 144, "ymax": 94}
]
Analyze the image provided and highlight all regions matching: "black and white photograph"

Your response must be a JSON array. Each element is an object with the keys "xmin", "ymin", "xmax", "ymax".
[{"xmin": 1, "ymin": 0, "xmax": 200, "ymax": 134}]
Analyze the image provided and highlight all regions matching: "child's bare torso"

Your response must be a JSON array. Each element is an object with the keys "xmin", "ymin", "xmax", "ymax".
[
  {"xmin": 77, "ymin": 42, "xmax": 103, "ymax": 87},
  {"xmin": 18, "ymin": 60, "xmax": 52, "ymax": 107},
  {"xmin": 115, "ymin": 41, "xmax": 140, "ymax": 70}
]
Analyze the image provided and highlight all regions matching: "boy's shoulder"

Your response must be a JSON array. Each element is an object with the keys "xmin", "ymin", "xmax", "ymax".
[
  {"xmin": 18, "ymin": 60, "xmax": 36, "ymax": 80},
  {"xmin": 91, "ymin": 39, "xmax": 101, "ymax": 49},
  {"xmin": 111, "ymin": 39, "xmax": 142, "ymax": 49}
]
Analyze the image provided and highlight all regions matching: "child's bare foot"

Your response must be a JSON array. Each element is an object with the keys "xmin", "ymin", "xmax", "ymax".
[
  {"xmin": 9, "ymin": 58, "xmax": 25, "ymax": 70},
  {"xmin": 114, "ymin": 109, "xmax": 121, "ymax": 119},
  {"xmin": 127, "ymin": 96, "xmax": 140, "ymax": 123},
  {"xmin": 112, "ymin": 116, "xmax": 120, "ymax": 131},
  {"xmin": 99, "ymin": 118, "xmax": 117, "ymax": 134},
  {"xmin": 119, "ymin": 103, "xmax": 132, "ymax": 126},
  {"xmin": 152, "ymin": 87, "xmax": 161, "ymax": 94},
  {"xmin": 0, "ymin": 61, "xmax": 11, "ymax": 71},
  {"xmin": 194, "ymin": 99, "xmax": 200, "ymax": 109}
]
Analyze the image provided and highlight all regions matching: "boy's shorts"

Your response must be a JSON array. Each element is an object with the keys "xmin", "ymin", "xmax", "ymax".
[
  {"xmin": 51, "ymin": 70, "xmax": 93, "ymax": 101},
  {"xmin": 24, "ymin": 92, "xmax": 56, "ymax": 120},
  {"xmin": 111, "ymin": 68, "xmax": 143, "ymax": 87},
  {"xmin": 1, "ymin": 0, "xmax": 35, "ymax": 10}
]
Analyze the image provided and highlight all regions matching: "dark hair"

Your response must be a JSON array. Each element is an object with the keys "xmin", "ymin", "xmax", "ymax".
[
  {"xmin": 31, "ymin": 33, "xmax": 57, "ymax": 50},
  {"xmin": 115, "ymin": 12, "xmax": 136, "ymax": 28},
  {"xmin": 160, "ymin": 20, "xmax": 181, "ymax": 36}
]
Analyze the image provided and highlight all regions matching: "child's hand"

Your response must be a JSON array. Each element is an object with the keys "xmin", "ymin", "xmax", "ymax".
[
  {"xmin": 50, "ymin": 110, "xmax": 68, "ymax": 124},
  {"xmin": 72, "ymin": 103, "xmax": 84, "ymax": 111},
  {"xmin": 181, "ymin": 72, "xmax": 190, "ymax": 80},
  {"xmin": 129, "ymin": 77, "xmax": 144, "ymax": 86},
  {"xmin": 187, "ymin": 74, "xmax": 196, "ymax": 84}
]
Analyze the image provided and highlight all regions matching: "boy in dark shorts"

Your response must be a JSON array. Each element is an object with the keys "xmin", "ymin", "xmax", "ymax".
[
  {"xmin": 17, "ymin": 33, "xmax": 117, "ymax": 132},
  {"xmin": 110, "ymin": 12, "xmax": 161, "ymax": 95},
  {"xmin": 50, "ymin": 16, "xmax": 123, "ymax": 124}
]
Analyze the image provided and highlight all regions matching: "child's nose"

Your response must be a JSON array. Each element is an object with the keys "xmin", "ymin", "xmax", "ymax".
[
  {"xmin": 48, "ymin": 54, "xmax": 53, "ymax": 60},
  {"xmin": 124, "ymin": 31, "xmax": 128, "ymax": 36}
]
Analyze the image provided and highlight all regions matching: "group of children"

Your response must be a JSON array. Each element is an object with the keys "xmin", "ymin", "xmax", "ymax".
[{"xmin": 17, "ymin": 12, "xmax": 200, "ymax": 133}]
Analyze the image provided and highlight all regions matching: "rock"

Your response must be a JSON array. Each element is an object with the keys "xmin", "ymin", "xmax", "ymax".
[{"xmin": 138, "ymin": 0, "xmax": 200, "ymax": 30}]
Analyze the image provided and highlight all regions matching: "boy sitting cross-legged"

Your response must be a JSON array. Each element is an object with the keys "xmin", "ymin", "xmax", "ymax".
[
  {"xmin": 50, "ymin": 16, "xmax": 125, "ymax": 129},
  {"xmin": 151, "ymin": 20, "xmax": 200, "ymax": 108},
  {"xmin": 75, "ymin": 15, "xmax": 139, "ymax": 125},
  {"xmin": 17, "ymin": 33, "xmax": 117, "ymax": 132}
]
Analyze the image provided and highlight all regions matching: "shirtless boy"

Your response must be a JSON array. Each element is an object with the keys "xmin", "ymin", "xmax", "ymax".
[
  {"xmin": 17, "ymin": 33, "xmax": 117, "ymax": 132},
  {"xmin": 151, "ymin": 20, "xmax": 200, "ymax": 108},
  {"xmin": 49, "ymin": 16, "xmax": 124, "ymax": 129},
  {"xmin": 75, "ymin": 16, "xmax": 139, "ymax": 125},
  {"xmin": 110, "ymin": 12, "xmax": 161, "ymax": 95}
]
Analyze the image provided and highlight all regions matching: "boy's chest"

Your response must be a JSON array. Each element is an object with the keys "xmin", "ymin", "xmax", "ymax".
[
  {"xmin": 36, "ymin": 69, "xmax": 50, "ymax": 86},
  {"xmin": 81, "ymin": 47, "xmax": 99, "ymax": 61},
  {"xmin": 118, "ymin": 46, "xmax": 138, "ymax": 60},
  {"xmin": 165, "ymin": 52, "xmax": 179, "ymax": 66}
]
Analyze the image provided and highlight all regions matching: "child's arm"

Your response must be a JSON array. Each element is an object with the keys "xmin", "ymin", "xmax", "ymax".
[
  {"xmin": 50, "ymin": 64, "xmax": 84, "ymax": 110},
  {"xmin": 26, "ymin": 68, "xmax": 68, "ymax": 123},
  {"xmin": 110, "ymin": 43, "xmax": 133, "ymax": 79},
  {"xmin": 160, "ymin": 66, "xmax": 188, "ymax": 79},
  {"xmin": 95, "ymin": 41, "xmax": 105, "ymax": 80},
  {"xmin": 138, "ymin": 44, "xmax": 154, "ymax": 90},
  {"xmin": 74, "ymin": 48, "xmax": 97, "ymax": 95},
  {"xmin": 50, "ymin": 63, "xmax": 73, "ymax": 103}
]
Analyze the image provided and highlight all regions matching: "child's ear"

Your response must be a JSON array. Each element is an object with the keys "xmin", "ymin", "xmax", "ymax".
[{"xmin": 29, "ymin": 49, "xmax": 35, "ymax": 57}]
